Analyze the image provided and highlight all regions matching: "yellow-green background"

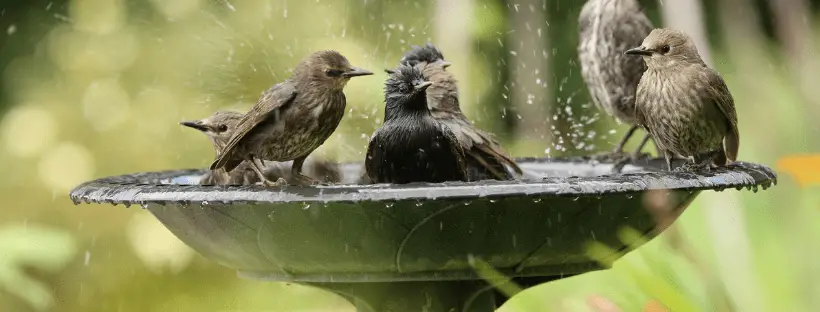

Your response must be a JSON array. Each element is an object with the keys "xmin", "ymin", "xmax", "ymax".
[{"xmin": 0, "ymin": 0, "xmax": 817, "ymax": 311}]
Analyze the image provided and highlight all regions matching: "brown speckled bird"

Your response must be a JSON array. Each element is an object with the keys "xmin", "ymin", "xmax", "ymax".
[
  {"xmin": 366, "ymin": 64, "xmax": 468, "ymax": 184},
  {"xmin": 389, "ymin": 43, "xmax": 522, "ymax": 181},
  {"xmin": 578, "ymin": 0, "xmax": 654, "ymax": 162},
  {"xmin": 180, "ymin": 111, "xmax": 260, "ymax": 185},
  {"xmin": 184, "ymin": 111, "xmax": 344, "ymax": 185},
  {"xmin": 625, "ymin": 28, "xmax": 740, "ymax": 171},
  {"xmin": 210, "ymin": 50, "xmax": 372, "ymax": 186}
]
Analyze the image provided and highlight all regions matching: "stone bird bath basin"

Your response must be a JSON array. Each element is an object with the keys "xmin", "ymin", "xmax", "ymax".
[{"xmin": 69, "ymin": 157, "xmax": 777, "ymax": 312}]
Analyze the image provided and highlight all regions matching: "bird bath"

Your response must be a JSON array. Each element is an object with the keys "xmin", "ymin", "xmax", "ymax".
[{"xmin": 69, "ymin": 157, "xmax": 776, "ymax": 312}]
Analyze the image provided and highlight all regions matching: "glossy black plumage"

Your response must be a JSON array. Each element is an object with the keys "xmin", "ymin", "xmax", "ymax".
[
  {"xmin": 393, "ymin": 43, "xmax": 522, "ymax": 181},
  {"xmin": 365, "ymin": 64, "xmax": 468, "ymax": 184}
]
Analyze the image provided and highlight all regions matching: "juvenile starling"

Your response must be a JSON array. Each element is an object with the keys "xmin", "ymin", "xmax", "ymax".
[
  {"xmin": 578, "ymin": 0, "xmax": 655, "ymax": 161},
  {"xmin": 210, "ymin": 50, "xmax": 372, "ymax": 186},
  {"xmin": 625, "ymin": 28, "xmax": 740, "ymax": 171},
  {"xmin": 391, "ymin": 43, "xmax": 522, "ymax": 181},
  {"xmin": 179, "ymin": 111, "xmax": 261, "ymax": 185},
  {"xmin": 365, "ymin": 64, "xmax": 468, "ymax": 184}
]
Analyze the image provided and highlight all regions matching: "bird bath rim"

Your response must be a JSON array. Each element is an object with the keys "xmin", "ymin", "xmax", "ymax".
[{"xmin": 69, "ymin": 156, "xmax": 777, "ymax": 205}]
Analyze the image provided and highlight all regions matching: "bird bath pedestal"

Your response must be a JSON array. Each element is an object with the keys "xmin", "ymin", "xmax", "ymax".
[{"xmin": 69, "ymin": 157, "xmax": 776, "ymax": 312}]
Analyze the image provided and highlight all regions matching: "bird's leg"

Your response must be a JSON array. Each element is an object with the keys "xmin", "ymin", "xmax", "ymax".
[
  {"xmin": 631, "ymin": 133, "xmax": 653, "ymax": 159},
  {"xmin": 664, "ymin": 150, "xmax": 676, "ymax": 171},
  {"xmin": 590, "ymin": 125, "xmax": 638, "ymax": 162},
  {"xmin": 611, "ymin": 132, "xmax": 655, "ymax": 173},
  {"xmin": 613, "ymin": 124, "xmax": 639, "ymax": 154},
  {"xmin": 291, "ymin": 155, "xmax": 319, "ymax": 186},
  {"xmin": 677, "ymin": 153, "xmax": 712, "ymax": 172},
  {"xmin": 251, "ymin": 158, "xmax": 286, "ymax": 186}
]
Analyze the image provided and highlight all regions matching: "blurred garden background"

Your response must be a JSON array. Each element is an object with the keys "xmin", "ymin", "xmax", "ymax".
[{"xmin": 0, "ymin": 0, "xmax": 818, "ymax": 311}]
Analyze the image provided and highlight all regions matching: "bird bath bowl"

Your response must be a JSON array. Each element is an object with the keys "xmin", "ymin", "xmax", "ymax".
[{"xmin": 69, "ymin": 157, "xmax": 776, "ymax": 312}]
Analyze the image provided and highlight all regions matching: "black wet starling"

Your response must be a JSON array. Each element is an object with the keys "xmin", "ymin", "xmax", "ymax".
[
  {"xmin": 180, "ymin": 111, "xmax": 262, "ymax": 185},
  {"xmin": 578, "ymin": 0, "xmax": 655, "ymax": 160},
  {"xmin": 210, "ymin": 50, "xmax": 372, "ymax": 186},
  {"xmin": 365, "ymin": 64, "xmax": 468, "ymax": 184},
  {"xmin": 391, "ymin": 43, "xmax": 522, "ymax": 181},
  {"xmin": 625, "ymin": 28, "xmax": 740, "ymax": 171}
]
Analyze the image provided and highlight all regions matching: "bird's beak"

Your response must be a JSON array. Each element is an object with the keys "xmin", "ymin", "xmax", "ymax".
[
  {"xmin": 624, "ymin": 46, "xmax": 653, "ymax": 56},
  {"xmin": 438, "ymin": 61, "xmax": 452, "ymax": 68},
  {"xmin": 414, "ymin": 81, "xmax": 434, "ymax": 92},
  {"xmin": 384, "ymin": 68, "xmax": 395, "ymax": 74},
  {"xmin": 342, "ymin": 67, "xmax": 374, "ymax": 78},
  {"xmin": 180, "ymin": 120, "xmax": 208, "ymax": 132}
]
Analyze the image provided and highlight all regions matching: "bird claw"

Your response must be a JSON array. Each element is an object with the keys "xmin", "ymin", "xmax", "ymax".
[
  {"xmin": 293, "ymin": 174, "xmax": 320, "ymax": 186},
  {"xmin": 610, "ymin": 152, "xmax": 650, "ymax": 173},
  {"xmin": 673, "ymin": 162, "xmax": 711, "ymax": 173},
  {"xmin": 588, "ymin": 151, "xmax": 630, "ymax": 163},
  {"xmin": 262, "ymin": 177, "xmax": 288, "ymax": 187}
]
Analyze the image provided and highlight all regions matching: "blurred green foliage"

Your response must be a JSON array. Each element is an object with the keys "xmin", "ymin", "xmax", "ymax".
[{"xmin": 0, "ymin": 0, "xmax": 817, "ymax": 311}]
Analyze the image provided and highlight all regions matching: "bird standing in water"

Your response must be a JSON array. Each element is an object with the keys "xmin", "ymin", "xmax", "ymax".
[
  {"xmin": 578, "ymin": 0, "xmax": 654, "ymax": 164},
  {"xmin": 182, "ymin": 111, "xmax": 343, "ymax": 185},
  {"xmin": 392, "ymin": 43, "xmax": 522, "ymax": 181},
  {"xmin": 366, "ymin": 64, "xmax": 468, "ymax": 184},
  {"xmin": 625, "ymin": 28, "xmax": 740, "ymax": 171},
  {"xmin": 210, "ymin": 50, "xmax": 372, "ymax": 186}
]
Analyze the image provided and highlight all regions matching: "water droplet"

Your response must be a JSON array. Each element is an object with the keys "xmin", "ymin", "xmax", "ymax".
[{"xmin": 301, "ymin": 203, "xmax": 311, "ymax": 210}]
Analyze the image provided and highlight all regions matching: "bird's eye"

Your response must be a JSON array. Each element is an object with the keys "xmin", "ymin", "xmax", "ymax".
[
  {"xmin": 326, "ymin": 69, "xmax": 344, "ymax": 77},
  {"xmin": 660, "ymin": 45, "xmax": 671, "ymax": 54},
  {"xmin": 398, "ymin": 84, "xmax": 410, "ymax": 93},
  {"xmin": 217, "ymin": 125, "xmax": 228, "ymax": 132}
]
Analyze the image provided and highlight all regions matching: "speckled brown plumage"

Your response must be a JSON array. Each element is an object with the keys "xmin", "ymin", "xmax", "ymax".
[
  {"xmin": 578, "ymin": 0, "xmax": 654, "ymax": 157},
  {"xmin": 184, "ymin": 110, "xmax": 344, "ymax": 185},
  {"xmin": 395, "ymin": 43, "xmax": 522, "ymax": 181},
  {"xmin": 180, "ymin": 111, "xmax": 260, "ymax": 185},
  {"xmin": 627, "ymin": 28, "xmax": 740, "ymax": 171},
  {"xmin": 209, "ymin": 50, "xmax": 372, "ymax": 186}
]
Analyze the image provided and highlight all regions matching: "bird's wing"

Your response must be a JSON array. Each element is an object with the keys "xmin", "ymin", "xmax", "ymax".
[
  {"xmin": 705, "ymin": 69, "xmax": 740, "ymax": 162},
  {"xmin": 210, "ymin": 82, "xmax": 298, "ymax": 170},
  {"xmin": 439, "ymin": 123, "xmax": 469, "ymax": 182},
  {"xmin": 364, "ymin": 128, "xmax": 386, "ymax": 183}
]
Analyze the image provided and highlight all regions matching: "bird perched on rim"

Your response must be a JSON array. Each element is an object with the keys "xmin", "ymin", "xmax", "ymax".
[
  {"xmin": 181, "ymin": 111, "xmax": 341, "ymax": 185},
  {"xmin": 180, "ymin": 111, "xmax": 261, "ymax": 185},
  {"xmin": 209, "ymin": 50, "xmax": 373, "ymax": 186},
  {"xmin": 262, "ymin": 158, "xmax": 342, "ymax": 185},
  {"xmin": 387, "ymin": 43, "xmax": 522, "ymax": 181},
  {"xmin": 578, "ymin": 0, "xmax": 654, "ymax": 163},
  {"xmin": 625, "ymin": 28, "xmax": 739, "ymax": 171},
  {"xmin": 365, "ymin": 64, "xmax": 468, "ymax": 184}
]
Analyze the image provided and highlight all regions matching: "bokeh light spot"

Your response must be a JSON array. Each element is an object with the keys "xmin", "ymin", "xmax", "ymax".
[
  {"xmin": 126, "ymin": 212, "xmax": 195, "ymax": 274},
  {"xmin": 37, "ymin": 142, "xmax": 95, "ymax": 193},
  {"xmin": 82, "ymin": 78, "xmax": 131, "ymax": 131},
  {"xmin": 1, "ymin": 105, "xmax": 58, "ymax": 158}
]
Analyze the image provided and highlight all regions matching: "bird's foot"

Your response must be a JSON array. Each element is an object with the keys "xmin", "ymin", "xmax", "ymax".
[
  {"xmin": 293, "ymin": 174, "xmax": 320, "ymax": 186},
  {"xmin": 673, "ymin": 161, "xmax": 711, "ymax": 173},
  {"xmin": 588, "ymin": 151, "xmax": 630, "ymax": 163},
  {"xmin": 610, "ymin": 152, "xmax": 652, "ymax": 173},
  {"xmin": 262, "ymin": 177, "xmax": 288, "ymax": 187}
]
